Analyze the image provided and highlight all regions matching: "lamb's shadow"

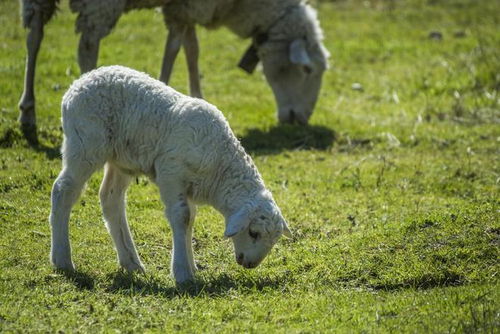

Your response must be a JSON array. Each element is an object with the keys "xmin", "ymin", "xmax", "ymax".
[
  {"xmin": 56, "ymin": 269, "xmax": 96, "ymax": 290},
  {"xmin": 240, "ymin": 124, "xmax": 336, "ymax": 155},
  {"xmin": 105, "ymin": 271, "xmax": 292, "ymax": 298}
]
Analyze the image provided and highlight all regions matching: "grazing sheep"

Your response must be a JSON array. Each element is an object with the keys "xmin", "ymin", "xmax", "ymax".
[
  {"xmin": 161, "ymin": 0, "xmax": 330, "ymax": 125},
  {"xmin": 50, "ymin": 65, "xmax": 292, "ymax": 283},
  {"xmin": 18, "ymin": 0, "xmax": 329, "ymax": 142}
]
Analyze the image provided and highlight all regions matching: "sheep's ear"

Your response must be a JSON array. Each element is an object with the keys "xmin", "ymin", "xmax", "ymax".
[
  {"xmin": 289, "ymin": 38, "xmax": 312, "ymax": 71},
  {"xmin": 224, "ymin": 207, "xmax": 252, "ymax": 238},
  {"xmin": 282, "ymin": 220, "xmax": 293, "ymax": 238}
]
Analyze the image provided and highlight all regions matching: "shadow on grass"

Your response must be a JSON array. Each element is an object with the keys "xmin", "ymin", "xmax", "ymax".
[
  {"xmin": 368, "ymin": 275, "xmax": 466, "ymax": 291},
  {"xmin": 0, "ymin": 126, "xmax": 61, "ymax": 160},
  {"xmin": 30, "ymin": 142, "xmax": 61, "ymax": 160},
  {"xmin": 332, "ymin": 268, "xmax": 467, "ymax": 292},
  {"xmin": 56, "ymin": 268, "xmax": 96, "ymax": 290},
  {"xmin": 105, "ymin": 271, "xmax": 293, "ymax": 298},
  {"xmin": 240, "ymin": 124, "xmax": 336, "ymax": 154}
]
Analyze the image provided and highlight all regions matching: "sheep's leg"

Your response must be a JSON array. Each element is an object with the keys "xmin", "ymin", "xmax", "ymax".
[
  {"xmin": 99, "ymin": 163, "xmax": 145, "ymax": 273},
  {"xmin": 49, "ymin": 162, "xmax": 96, "ymax": 271},
  {"xmin": 183, "ymin": 25, "xmax": 203, "ymax": 98},
  {"xmin": 18, "ymin": 9, "xmax": 45, "ymax": 144},
  {"xmin": 159, "ymin": 23, "xmax": 185, "ymax": 85},
  {"xmin": 157, "ymin": 179, "xmax": 195, "ymax": 283},
  {"xmin": 78, "ymin": 34, "xmax": 100, "ymax": 73}
]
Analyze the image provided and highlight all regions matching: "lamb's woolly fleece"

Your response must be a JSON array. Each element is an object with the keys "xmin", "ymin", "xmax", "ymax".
[
  {"xmin": 62, "ymin": 65, "xmax": 269, "ymax": 217},
  {"xmin": 54, "ymin": 65, "xmax": 288, "ymax": 281}
]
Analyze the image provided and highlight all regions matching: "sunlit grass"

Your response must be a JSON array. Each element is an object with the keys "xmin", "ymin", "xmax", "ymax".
[{"xmin": 0, "ymin": 0, "xmax": 499, "ymax": 332}]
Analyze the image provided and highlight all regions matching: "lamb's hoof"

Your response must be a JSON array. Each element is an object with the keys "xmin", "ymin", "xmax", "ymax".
[
  {"xmin": 20, "ymin": 122, "xmax": 38, "ymax": 146},
  {"xmin": 52, "ymin": 261, "xmax": 75, "ymax": 272},
  {"xmin": 173, "ymin": 270, "xmax": 195, "ymax": 285},
  {"xmin": 121, "ymin": 261, "xmax": 146, "ymax": 274}
]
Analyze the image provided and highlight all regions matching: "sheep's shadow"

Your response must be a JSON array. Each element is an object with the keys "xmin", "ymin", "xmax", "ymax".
[
  {"xmin": 105, "ymin": 271, "xmax": 291, "ymax": 298},
  {"xmin": 240, "ymin": 124, "xmax": 336, "ymax": 155},
  {"xmin": 31, "ymin": 141, "xmax": 61, "ymax": 160},
  {"xmin": 0, "ymin": 126, "xmax": 61, "ymax": 160}
]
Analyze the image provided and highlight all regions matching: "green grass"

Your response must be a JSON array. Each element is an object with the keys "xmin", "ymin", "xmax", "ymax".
[{"xmin": 1, "ymin": 0, "xmax": 499, "ymax": 332}]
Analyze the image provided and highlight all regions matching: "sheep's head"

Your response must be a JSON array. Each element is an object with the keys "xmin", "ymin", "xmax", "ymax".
[
  {"xmin": 256, "ymin": 5, "xmax": 330, "ymax": 125},
  {"xmin": 224, "ymin": 192, "xmax": 291, "ymax": 269}
]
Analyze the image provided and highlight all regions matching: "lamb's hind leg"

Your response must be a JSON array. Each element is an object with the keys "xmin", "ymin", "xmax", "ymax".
[
  {"xmin": 99, "ymin": 163, "xmax": 144, "ymax": 273},
  {"xmin": 50, "ymin": 160, "xmax": 97, "ymax": 271}
]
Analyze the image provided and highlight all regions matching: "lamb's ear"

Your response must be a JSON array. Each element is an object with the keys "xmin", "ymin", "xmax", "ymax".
[
  {"xmin": 282, "ymin": 220, "xmax": 293, "ymax": 238},
  {"xmin": 289, "ymin": 38, "xmax": 312, "ymax": 70},
  {"xmin": 224, "ymin": 207, "xmax": 252, "ymax": 238}
]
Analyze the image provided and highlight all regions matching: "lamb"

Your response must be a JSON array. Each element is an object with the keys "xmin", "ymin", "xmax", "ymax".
[
  {"xmin": 49, "ymin": 65, "xmax": 292, "ymax": 283},
  {"xmin": 18, "ymin": 0, "xmax": 329, "ymax": 143}
]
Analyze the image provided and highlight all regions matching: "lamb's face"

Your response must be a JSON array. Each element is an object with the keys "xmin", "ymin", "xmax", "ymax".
[
  {"xmin": 260, "ymin": 38, "xmax": 329, "ymax": 125},
  {"xmin": 224, "ymin": 194, "xmax": 291, "ymax": 269}
]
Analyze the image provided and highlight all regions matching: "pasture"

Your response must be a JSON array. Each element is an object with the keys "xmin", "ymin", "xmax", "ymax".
[{"xmin": 0, "ymin": 0, "xmax": 499, "ymax": 332}]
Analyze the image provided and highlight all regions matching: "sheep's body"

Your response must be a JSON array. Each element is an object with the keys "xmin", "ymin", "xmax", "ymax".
[
  {"xmin": 18, "ymin": 0, "xmax": 328, "ymax": 143},
  {"xmin": 50, "ymin": 66, "xmax": 290, "ymax": 283},
  {"xmin": 162, "ymin": 0, "xmax": 301, "ymax": 37}
]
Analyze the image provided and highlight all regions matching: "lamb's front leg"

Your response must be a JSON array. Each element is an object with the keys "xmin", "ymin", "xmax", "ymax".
[
  {"xmin": 158, "ymin": 180, "xmax": 195, "ymax": 283},
  {"xmin": 185, "ymin": 201, "xmax": 197, "ymax": 273},
  {"xmin": 167, "ymin": 199, "xmax": 196, "ymax": 283}
]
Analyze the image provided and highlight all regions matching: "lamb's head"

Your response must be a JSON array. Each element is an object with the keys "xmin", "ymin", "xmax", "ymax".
[
  {"xmin": 257, "ymin": 4, "xmax": 330, "ymax": 125},
  {"xmin": 224, "ymin": 191, "xmax": 291, "ymax": 269}
]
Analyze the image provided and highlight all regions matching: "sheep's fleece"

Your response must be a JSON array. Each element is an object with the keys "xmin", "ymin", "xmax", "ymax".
[
  {"xmin": 18, "ymin": 0, "xmax": 329, "ymax": 145},
  {"xmin": 49, "ymin": 65, "xmax": 291, "ymax": 283}
]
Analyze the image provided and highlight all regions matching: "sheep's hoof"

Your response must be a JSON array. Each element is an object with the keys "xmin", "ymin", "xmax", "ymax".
[{"xmin": 18, "ymin": 101, "xmax": 39, "ymax": 145}]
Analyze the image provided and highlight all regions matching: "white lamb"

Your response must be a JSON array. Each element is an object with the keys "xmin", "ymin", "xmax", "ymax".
[
  {"xmin": 19, "ymin": 0, "xmax": 329, "ymax": 142},
  {"xmin": 49, "ymin": 65, "xmax": 292, "ymax": 283}
]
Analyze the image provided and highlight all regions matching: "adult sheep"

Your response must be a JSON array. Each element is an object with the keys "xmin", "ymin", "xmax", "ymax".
[
  {"xmin": 50, "ymin": 65, "xmax": 292, "ymax": 283},
  {"xmin": 19, "ymin": 0, "xmax": 329, "ymax": 142}
]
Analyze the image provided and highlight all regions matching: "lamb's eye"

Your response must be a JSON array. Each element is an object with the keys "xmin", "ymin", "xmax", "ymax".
[{"xmin": 249, "ymin": 229, "xmax": 261, "ymax": 240}]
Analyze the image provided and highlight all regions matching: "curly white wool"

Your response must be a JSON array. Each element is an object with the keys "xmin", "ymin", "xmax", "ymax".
[{"xmin": 49, "ymin": 65, "xmax": 291, "ymax": 283}]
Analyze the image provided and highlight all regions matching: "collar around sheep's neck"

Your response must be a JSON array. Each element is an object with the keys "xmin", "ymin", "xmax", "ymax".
[{"xmin": 237, "ymin": 4, "xmax": 301, "ymax": 74}]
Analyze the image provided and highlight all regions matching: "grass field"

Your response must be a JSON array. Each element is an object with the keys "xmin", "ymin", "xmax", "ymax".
[{"xmin": 1, "ymin": 0, "xmax": 499, "ymax": 332}]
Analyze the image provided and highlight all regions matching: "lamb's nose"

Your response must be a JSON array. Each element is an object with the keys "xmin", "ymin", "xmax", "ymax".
[{"xmin": 237, "ymin": 253, "xmax": 244, "ymax": 265}]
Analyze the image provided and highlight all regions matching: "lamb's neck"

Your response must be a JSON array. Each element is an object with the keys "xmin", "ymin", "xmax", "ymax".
[
  {"xmin": 210, "ymin": 150, "xmax": 266, "ymax": 218},
  {"xmin": 224, "ymin": 0, "xmax": 303, "ymax": 38}
]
